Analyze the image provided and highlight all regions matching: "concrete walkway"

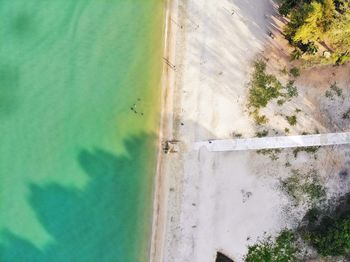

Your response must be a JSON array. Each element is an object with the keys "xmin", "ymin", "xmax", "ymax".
[{"xmin": 194, "ymin": 132, "xmax": 350, "ymax": 152}]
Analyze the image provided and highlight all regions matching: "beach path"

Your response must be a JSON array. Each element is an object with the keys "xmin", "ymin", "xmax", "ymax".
[{"xmin": 194, "ymin": 132, "xmax": 350, "ymax": 151}]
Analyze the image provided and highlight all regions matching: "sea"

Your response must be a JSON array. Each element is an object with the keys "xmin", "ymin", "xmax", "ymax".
[{"xmin": 0, "ymin": 0, "xmax": 164, "ymax": 261}]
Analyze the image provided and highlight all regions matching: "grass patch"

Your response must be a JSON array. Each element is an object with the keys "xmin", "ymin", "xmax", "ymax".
[
  {"xmin": 248, "ymin": 60, "xmax": 299, "ymax": 125},
  {"xmin": 293, "ymin": 146, "xmax": 320, "ymax": 159},
  {"xmin": 325, "ymin": 90, "xmax": 333, "ymax": 99},
  {"xmin": 330, "ymin": 82, "xmax": 343, "ymax": 97},
  {"xmin": 257, "ymin": 149, "xmax": 281, "ymax": 161},
  {"xmin": 282, "ymin": 169, "xmax": 326, "ymax": 205},
  {"xmin": 284, "ymin": 81, "xmax": 298, "ymax": 99},
  {"xmin": 325, "ymin": 82, "xmax": 343, "ymax": 100},
  {"xmin": 286, "ymin": 115, "xmax": 297, "ymax": 126},
  {"xmin": 256, "ymin": 130, "xmax": 269, "ymax": 137},
  {"xmin": 251, "ymin": 110, "xmax": 269, "ymax": 125}
]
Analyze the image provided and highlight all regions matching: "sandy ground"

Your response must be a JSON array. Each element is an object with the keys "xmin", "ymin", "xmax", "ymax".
[{"xmin": 150, "ymin": 0, "xmax": 350, "ymax": 261}]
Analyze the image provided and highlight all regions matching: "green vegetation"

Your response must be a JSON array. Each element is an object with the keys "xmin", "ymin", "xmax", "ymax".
[
  {"xmin": 245, "ymin": 230, "xmax": 298, "ymax": 262},
  {"xmin": 289, "ymin": 67, "xmax": 300, "ymax": 77},
  {"xmin": 284, "ymin": 81, "xmax": 298, "ymax": 99},
  {"xmin": 252, "ymin": 110, "xmax": 269, "ymax": 125},
  {"xmin": 286, "ymin": 115, "xmax": 297, "ymax": 126},
  {"xmin": 303, "ymin": 217, "xmax": 350, "ymax": 256},
  {"xmin": 245, "ymin": 188, "xmax": 350, "ymax": 260},
  {"xmin": 257, "ymin": 149, "xmax": 281, "ymax": 161},
  {"xmin": 277, "ymin": 99, "xmax": 286, "ymax": 106},
  {"xmin": 330, "ymin": 82, "xmax": 343, "ymax": 96},
  {"xmin": 299, "ymin": 195, "xmax": 350, "ymax": 257},
  {"xmin": 343, "ymin": 108, "xmax": 350, "ymax": 119},
  {"xmin": 249, "ymin": 60, "xmax": 282, "ymax": 109},
  {"xmin": 279, "ymin": 0, "xmax": 350, "ymax": 64},
  {"xmin": 282, "ymin": 169, "xmax": 326, "ymax": 204},
  {"xmin": 256, "ymin": 130, "xmax": 269, "ymax": 137},
  {"xmin": 325, "ymin": 90, "xmax": 333, "ymax": 98},
  {"xmin": 293, "ymin": 146, "xmax": 320, "ymax": 158},
  {"xmin": 248, "ymin": 61, "xmax": 299, "ymax": 125},
  {"xmin": 325, "ymin": 82, "xmax": 343, "ymax": 99}
]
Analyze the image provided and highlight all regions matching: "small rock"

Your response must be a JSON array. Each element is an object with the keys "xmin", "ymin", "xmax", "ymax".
[{"xmin": 323, "ymin": 51, "xmax": 331, "ymax": 58}]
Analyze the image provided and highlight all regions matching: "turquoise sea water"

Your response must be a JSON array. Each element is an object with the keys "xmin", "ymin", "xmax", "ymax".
[{"xmin": 0, "ymin": 0, "xmax": 163, "ymax": 261}]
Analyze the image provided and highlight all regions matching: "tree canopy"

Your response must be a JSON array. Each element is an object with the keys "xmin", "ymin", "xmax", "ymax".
[{"xmin": 280, "ymin": 0, "xmax": 350, "ymax": 64}]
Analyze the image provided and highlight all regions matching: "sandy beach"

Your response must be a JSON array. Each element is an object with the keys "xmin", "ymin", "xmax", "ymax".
[
  {"xmin": 150, "ymin": 0, "xmax": 280, "ymax": 261},
  {"xmin": 150, "ymin": 0, "xmax": 350, "ymax": 261}
]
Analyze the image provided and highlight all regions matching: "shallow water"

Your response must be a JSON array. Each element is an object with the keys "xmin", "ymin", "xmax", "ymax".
[{"xmin": 0, "ymin": 0, "xmax": 163, "ymax": 261}]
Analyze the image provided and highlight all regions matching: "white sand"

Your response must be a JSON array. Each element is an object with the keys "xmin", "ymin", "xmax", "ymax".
[
  {"xmin": 149, "ymin": 0, "xmax": 342, "ymax": 261},
  {"xmin": 150, "ymin": 0, "xmax": 286, "ymax": 261}
]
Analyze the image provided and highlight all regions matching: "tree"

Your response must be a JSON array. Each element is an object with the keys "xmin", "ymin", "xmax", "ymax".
[
  {"xmin": 326, "ymin": 6, "xmax": 350, "ymax": 52},
  {"xmin": 284, "ymin": 3, "xmax": 314, "ymax": 44},
  {"xmin": 322, "ymin": 0, "xmax": 336, "ymax": 30},
  {"xmin": 282, "ymin": 0, "xmax": 350, "ymax": 63},
  {"xmin": 292, "ymin": 2, "xmax": 323, "ymax": 44},
  {"xmin": 278, "ymin": 0, "xmax": 304, "ymax": 16}
]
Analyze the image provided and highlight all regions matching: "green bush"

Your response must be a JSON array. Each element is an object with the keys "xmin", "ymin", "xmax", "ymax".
[
  {"xmin": 289, "ymin": 67, "xmax": 300, "ymax": 77},
  {"xmin": 245, "ymin": 230, "xmax": 298, "ymax": 262},
  {"xmin": 277, "ymin": 99, "xmax": 286, "ymax": 106},
  {"xmin": 303, "ymin": 216, "xmax": 350, "ymax": 256},
  {"xmin": 249, "ymin": 60, "xmax": 282, "ymax": 109},
  {"xmin": 285, "ymin": 81, "xmax": 298, "ymax": 98},
  {"xmin": 256, "ymin": 130, "xmax": 269, "ymax": 137}
]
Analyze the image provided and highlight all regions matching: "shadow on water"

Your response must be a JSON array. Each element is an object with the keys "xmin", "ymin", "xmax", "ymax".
[
  {"xmin": 0, "ymin": 133, "xmax": 156, "ymax": 262},
  {"xmin": 13, "ymin": 13, "xmax": 34, "ymax": 36}
]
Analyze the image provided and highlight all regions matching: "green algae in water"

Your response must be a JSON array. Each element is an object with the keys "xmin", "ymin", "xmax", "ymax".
[{"xmin": 0, "ymin": 0, "xmax": 164, "ymax": 261}]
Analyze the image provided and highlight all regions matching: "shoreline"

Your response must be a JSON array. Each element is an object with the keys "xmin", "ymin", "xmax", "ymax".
[{"xmin": 149, "ymin": 0, "xmax": 178, "ymax": 261}]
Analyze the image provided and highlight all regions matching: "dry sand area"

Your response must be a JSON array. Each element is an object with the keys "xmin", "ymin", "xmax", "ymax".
[{"xmin": 150, "ymin": 0, "xmax": 350, "ymax": 261}]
